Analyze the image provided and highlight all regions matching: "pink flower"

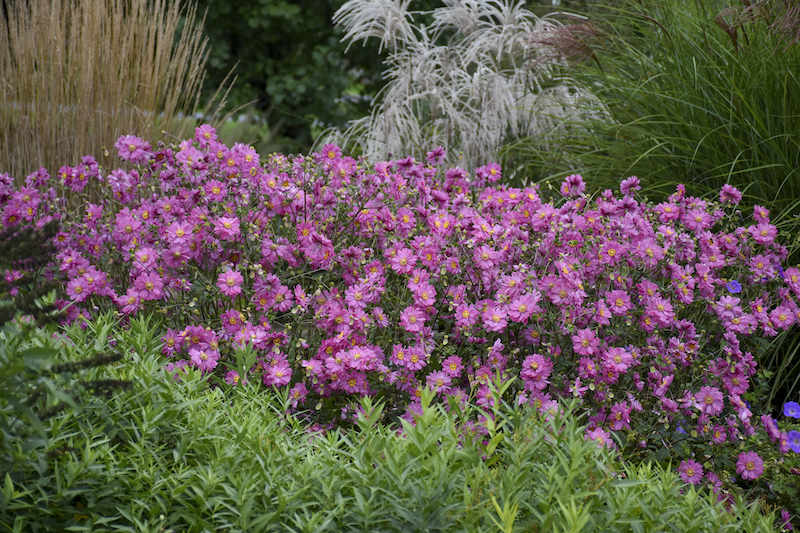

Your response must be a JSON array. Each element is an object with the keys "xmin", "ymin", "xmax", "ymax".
[
  {"xmin": 345, "ymin": 345, "xmax": 375, "ymax": 371},
  {"xmin": 608, "ymin": 401, "xmax": 632, "ymax": 430},
  {"xmin": 114, "ymin": 135, "xmax": 152, "ymax": 164},
  {"xmin": 195, "ymin": 124, "xmax": 218, "ymax": 147},
  {"xmin": 770, "ymin": 306, "xmax": 795, "ymax": 329},
  {"xmin": 781, "ymin": 510, "xmax": 793, "ymax": 531},
  {"xmin": 521, "ymin": 353, "xmax": 552, "ymax": 391},
  {"xmin": 132, "ymin": 246, "xmax": 157, "ymax": 272},
  {"xmin": 426, "ymin": 371, "xmax": 452, "ymax": 394},
  {"xmin": 396, "ymin": 208, "xmax": 416, "ymax": 233},
  {"xmin": 288, "ymin": 382, "xmax": 308, "ymax": 408},
  {"xmin": 477, "ymin": 162, "xmax": 502, "ymax": 183},
  {"xmin": 761, "ymin": 414, "xmax": 781, "ymax": 441},
  {"xmin": 473, "ymin": 245, "xmax": 501, "ymax": 270},
  {"xmin": 719, "ymin": 184, "xmax": 742, "ymax": 204},
  {"xmin": 135, "ymin": 271, "xmax": 164, "ymax": 301},
  {"xmin": 265, "ymin": 362, "xmax": 292, "ymax": 387},
  {"xmin": 320, "ymin": 143, "xmax": 342, "ymax": 161},
  {"xmin": 203, "ymin": 179, "xmax": 228, "ymax": 201},
  {"xmin": 165, "ymin": 221, "xmax": 193, "ymax": 246},
  {"xmin": 455, "ymin": 302, "xmax": 477, "ymax": 329},
  {"xmin": 606, "ymin": 290, "xmax": 632, "ymax": 316},
  {"xmin": 585, "ymin": 427, "xmax": 614, "ymax": 449},
  {"xmin": 753, "ymin": 204, "xmax": 770, "ymax": 223},
  {"xmin": 715, "ymin": 295, "xmax": 742, "ymax": 321},
  {"xmin": 683, "ymin": 208, "xmax": 712, "ymax": 231},
  {"xmin": 695, "ymin": 386, "xmax": 724, "ymax": 416},
  {"xmin": 217, "ymin": 269, "xmax": 244, "ymax": 298},
  {"xmin": 390, "ymin": 344, "xmax": 410, "ymax": 368},
  {"xmin": 572, "ymin": 328, "xmax": 600, "ymax": 356},
  {"xmin": 598, "ymin": 240, "xmax": 623, "ymax": 265},
  {"xmin": 750, "ymin": 223, "xmax": 777, "ymax": 245},
  {"xmin": 405, "ymin": 347, "xmax": 427, "ymax": 371},
  {"xmin": 678, "ymin": 459, "xmax": 704, "ymax": 484},
  {"xmin": 634, "ymin": 239, "xmax": 663, "ymax": 267},
  {"xmin": 412, "ymin": 281, "xmax": 437, "ymax": 308},
  {"xmin": 560, "ymin": 174, "xmax": 586, "ymax": 197},
  {"xmin": 213, "ymin": 216, "xmax": 240, "ymax": 241},
  {"xmin": 735, "ymin": 451, "xmax": 764, "ymax": 480},
  {"xmin": 442, "ymin": 355, "xmax": 463, "ymax": 377},
  {"xmin": 399, "ymin": 306, "xmax": 426, "ymax": 333},
  {"xmin": 620, "ymin": 176, "xmax": 641, "ymax": 196},
  {"xmin": 389, "ymin": 247, "xmax": 416, "ymax": 274},
  {"xmin": 189, "ymin": 348, "xmax": 219, "ymax": 373},
  {"xmin": 426, "ymin": 146, "xmax": 447, "ymax": 165},
  {"xmin": 647, "ymin": 296, "xmax": 675, "ymax": 327},
  {"xmin": 225, "ymin": 371, "xmax": 247, "ymax": 386},
  {"xmin": 116, "ymin": 288, "xmax": 141, "ymax": 315},
  {"xmin": 603, "ymin": 347, "xmax": 633, "ymax": 373},
  {"xmin": 161, "ymin": 329, "xmax": 181, "ymax": 357},
  {"xmin": 508, "ymin": 293, "xmax": 538, "ymax": 323},
  {"xmin": 482, "ymin": 303, "xmax": 509, "ymax": 333},
  {"xmin": 66, "ymin": 277, "xmax": 89, "ymax": 303}
]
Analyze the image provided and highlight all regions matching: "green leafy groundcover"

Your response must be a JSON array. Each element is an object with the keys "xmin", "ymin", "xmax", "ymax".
[{"xmin": 0, "ymin": 313, "xmax": 781, "ymax": 532}]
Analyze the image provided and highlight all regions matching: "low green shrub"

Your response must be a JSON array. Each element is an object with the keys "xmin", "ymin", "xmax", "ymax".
[{"xmin": 1, "ymin": 312, "xmax": 781, "ymax": 531}]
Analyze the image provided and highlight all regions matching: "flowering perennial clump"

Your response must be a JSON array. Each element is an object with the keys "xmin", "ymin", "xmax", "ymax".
[{"xmin": 2, "ymin": 128, "xmax": 800, "ymax": 504}]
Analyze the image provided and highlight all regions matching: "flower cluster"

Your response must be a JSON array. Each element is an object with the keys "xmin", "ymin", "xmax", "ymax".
[{"xmin": 3, "ymin": 128, "xmax": 800, "ymax": 504}]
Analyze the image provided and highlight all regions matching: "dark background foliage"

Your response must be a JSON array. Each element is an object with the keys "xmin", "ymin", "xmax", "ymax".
[{"xmin": 193, "ymin": 0, "xmax": 390, "ymax": 154}]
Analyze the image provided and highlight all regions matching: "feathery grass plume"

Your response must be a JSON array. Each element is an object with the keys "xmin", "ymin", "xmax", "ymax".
[
  {"xmin": 320, "ymin": 0, "xmax": 606, "ymax": 171},
  {"xmin": 719, "ymin": 0, "xmax": 800, "ymax": 52},
  {"xmin": 0, "ymin": 0, "xmax": 215, "ymax": 180}
]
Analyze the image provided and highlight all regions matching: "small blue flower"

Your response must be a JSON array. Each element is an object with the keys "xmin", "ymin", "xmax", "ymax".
[
  {"xmin": 788, "ymin": 430, "xmax": 800, "ymax": 453},
  {"xmin": 778, "ymin": 265, "xmax": 786, "ymax": 279},
  {"xmin": 726, "ymin": 280, "xmax": 742, "ymax": 294},
  {"xmin": 784, "ymin": 401, "xmax": 800, "ymax": 419}
]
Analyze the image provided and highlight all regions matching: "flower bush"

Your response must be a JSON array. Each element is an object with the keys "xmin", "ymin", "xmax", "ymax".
[{"xmin": 1, "ymin": 127, "xmax": 799, "ymax": 522}]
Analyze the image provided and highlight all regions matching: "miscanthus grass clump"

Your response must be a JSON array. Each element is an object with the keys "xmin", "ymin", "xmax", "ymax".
[{"xmin": 320, "ymin": 0, "xmax": 606, "ymax": 170}]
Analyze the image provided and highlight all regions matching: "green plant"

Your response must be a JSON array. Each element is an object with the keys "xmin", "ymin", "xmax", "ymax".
[
  {"xmin": 0, "ymin": 317, "xmax": 783, "ymax": 530},
  {"xmin": 0, "ymin": 225, "xmax": 130, "ymax": 531},
  {"xmin": 508, "ymin": 0, "xmax": 800, "ymax": 211},
  {"xmin": 194, "ymin": 0, "xmax": 392, "ymax": 155}
]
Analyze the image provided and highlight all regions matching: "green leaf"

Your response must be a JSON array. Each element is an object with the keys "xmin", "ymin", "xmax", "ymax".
[
  {"xmin": 2, "ymin": 473, "xmax": 12, "ymax": 507},
  {"xmin": 485, "ymin": 431, "xmax": 504, "ymax": 457},
  {"xmin": 20, "ymin": 347, "xmax": 56, "ymax": 371}
]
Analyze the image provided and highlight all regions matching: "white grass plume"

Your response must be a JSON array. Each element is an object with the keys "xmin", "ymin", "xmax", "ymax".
[{"xmin": 319, "ymin": 0, "xmax": 607, "ymax": 169}]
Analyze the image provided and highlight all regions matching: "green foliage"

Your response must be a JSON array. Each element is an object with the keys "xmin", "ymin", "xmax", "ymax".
[
  {"xmin": 0, "ymin": 221, "xmax": 61, "ymax": 328},
  {"xmin": 508, "ymin": 0, "xmax": 800, "ymax": 214},
  {"xmin": 0, "ymin": 224, "xmax": 131, "ymax": 530},
  {"xmin": 1, "ymin": 313, "xmax": 780, "ymax": 531},
  {"xmin": 195, "ymin": 0, "xmax": 392, "ymax": 154}
]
